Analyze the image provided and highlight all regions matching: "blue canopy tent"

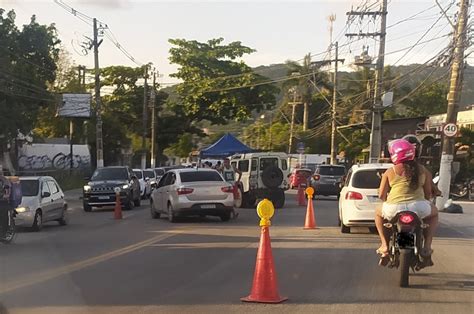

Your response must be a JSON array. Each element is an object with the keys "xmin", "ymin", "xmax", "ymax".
[{"xmin": 200, "ymin": 133, "xmax": 254, "ymax": 158}]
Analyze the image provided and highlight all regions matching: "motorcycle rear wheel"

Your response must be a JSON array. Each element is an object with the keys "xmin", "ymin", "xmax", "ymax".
[{"xmin": 399, "ymin": 249, "xmax": 414, "ymax": 287}]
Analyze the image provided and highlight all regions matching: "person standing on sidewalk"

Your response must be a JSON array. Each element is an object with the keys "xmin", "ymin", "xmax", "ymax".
[
  {"xmin": 220, "ymin": 158, "xmax": 242, "ymax": 218},
  {"xmin": 0, "ymin": 169, "xmax": 12, "ymax": 238}
]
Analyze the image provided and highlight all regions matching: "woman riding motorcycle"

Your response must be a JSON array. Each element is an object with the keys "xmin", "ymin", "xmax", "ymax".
[{"xmin": 375, "ymin": 139, "xmax": 439, "ymax": 266}]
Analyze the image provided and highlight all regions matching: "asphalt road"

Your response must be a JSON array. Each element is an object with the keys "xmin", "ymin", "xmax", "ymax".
[{"xmin": 0, "ymin": 190, "xmax": 473, "ymax": 314}]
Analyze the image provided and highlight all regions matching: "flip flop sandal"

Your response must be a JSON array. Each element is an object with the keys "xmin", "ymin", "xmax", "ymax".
[{"xmin": 378, "ymin": 254, "xmax": 390, "ymax": 267}]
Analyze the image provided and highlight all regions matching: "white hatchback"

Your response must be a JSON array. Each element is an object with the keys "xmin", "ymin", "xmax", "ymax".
[{"xmin": 338, "ymin": 163, "xmax": 392, "ymax": 233}]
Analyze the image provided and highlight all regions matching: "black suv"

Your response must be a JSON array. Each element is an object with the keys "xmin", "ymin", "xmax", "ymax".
[
  {"xmin": 83, "ymin": 166, "xmax": 141, "ymax": 212},
  {"xmin": 310, "ymin": 164, "xmax": 346, "ymax": 198}
]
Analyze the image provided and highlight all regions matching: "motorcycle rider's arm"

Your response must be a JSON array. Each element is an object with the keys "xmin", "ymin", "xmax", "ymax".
[
  {"xmin": 378, "ymin": 172, "xmax": 390, "ymax": 202},
  {"xmin": 423, "ymin": 168, "xmax": 433, "ymax": 200}
]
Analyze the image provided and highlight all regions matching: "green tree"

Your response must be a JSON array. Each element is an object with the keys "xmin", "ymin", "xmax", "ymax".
[
  {"xmin": 401, "ymin": 82, "xmax": 447, "ymax": 117},
  {"xmin": 0, "ymin": 10, "xmax": 60, "ymax": 148},
  {"xmin": 168, "ymin": 38, "xmax": 278, "ymax": 124},
  {"xmin": 165, "ymin": 133, "xmax": 195, "ymax": 158}
]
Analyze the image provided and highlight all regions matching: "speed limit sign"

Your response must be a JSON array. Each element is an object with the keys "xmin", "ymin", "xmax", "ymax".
[{"xmin": 443, "ymin": 123, "xmax": 458, "ymax": 137}]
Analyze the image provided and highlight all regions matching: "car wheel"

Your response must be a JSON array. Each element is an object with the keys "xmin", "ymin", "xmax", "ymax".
[
  {"xmin": 220, "ymin": 213, "xmax": 231, "ymax": 222},
  {"xmin": 32, "ymin": 210, "xmax": 43, "ymax": 232},
  {"xmin": 242, "ymin": 192, "xmax": 256, "ymax": 208},
  {"xmin": 341, "ymin": 223, "xmax": 350, "ymax": 234},
  {"xmin": 167, "ymin": 203, "xmax": 176, "ymax": 223},
  {"xmin": 124, "ymin": 196, "xmax": 134, "ymax": 211},
  {"xmin": 271, "ymin": 189, "xmax": 285, "ymax": 209},
  {"xmin": 83, "ymin": 203, "xmax": 92, "ymax": 212},
  {"xmin": 150, "ymin": 199, "xmax": 160, "ymax": 219},
  {"xmin": 58, "ymin": 207, "xmax": 69, "ymax": 226}
]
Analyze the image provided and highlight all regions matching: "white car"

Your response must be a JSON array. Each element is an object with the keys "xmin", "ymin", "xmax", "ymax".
[
  {"xmin": 133, "ymin": 169, "xmax": 152, "ymax": 199},
  {"xmin": 339, "ymin": 163, "xmax": 392, "ymax": 233},
  {"xmin": 16, "ymin": 176, "xmax": 68, "ymax": 231},
  {"xmin": 150, "ymin": 168, "xmax": 234, "ymax": 222}
]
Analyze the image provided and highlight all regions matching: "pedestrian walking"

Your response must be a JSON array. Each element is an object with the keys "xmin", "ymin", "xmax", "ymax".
[{"xmin": 220, "ymin": 158, "xmax": 242, "ymax": 219}]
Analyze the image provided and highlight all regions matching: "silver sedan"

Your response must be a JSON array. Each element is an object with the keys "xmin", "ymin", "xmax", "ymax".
[{"xmin": 150, "ymin": 168, "xmax": 234, "ymax": 222}]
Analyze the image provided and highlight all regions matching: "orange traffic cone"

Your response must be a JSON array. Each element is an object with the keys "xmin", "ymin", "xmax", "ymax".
[
  {"xmin": 303, "ymin": 191, "xmax": 316, "ymax": 229},
  {"xmin": 297, "ymin": 185, "xmax": 306, "ymax": 206},
  {"xmin": 241, "ymin": 226, "xmax": 288, "ymax": 303},
  {"xmin": 114, "ymin": 191, "xmax": 123, "ymax": 220}
]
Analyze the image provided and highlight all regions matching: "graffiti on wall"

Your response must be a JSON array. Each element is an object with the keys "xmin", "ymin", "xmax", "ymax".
[{"xmin": 18, "ymin": 144, "xmax": 91, "ymax": 171}]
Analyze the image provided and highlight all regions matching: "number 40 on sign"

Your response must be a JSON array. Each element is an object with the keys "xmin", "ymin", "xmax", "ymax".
[{"xmin": 443, "ymin": 123, "xmax": 458, "ymax": 137}]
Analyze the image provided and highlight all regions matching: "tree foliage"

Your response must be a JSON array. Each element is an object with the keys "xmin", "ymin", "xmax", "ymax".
[
  {"xmin": 0, "ymin": 10, "xmax": 60, "ymax": 147},
  {"xmin": 168, "ymin": 38, "xmax": 278, "ymax": 124}
]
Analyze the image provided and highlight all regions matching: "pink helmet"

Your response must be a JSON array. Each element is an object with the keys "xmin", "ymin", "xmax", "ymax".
[{"xmin": 388, "ymin": 139, "xmax": 415, "ymax": 165}]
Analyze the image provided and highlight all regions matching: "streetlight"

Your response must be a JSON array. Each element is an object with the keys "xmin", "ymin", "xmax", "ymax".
[{"xmin": 260, "ymin": 113, "xmax": 273, "ymax": 151}]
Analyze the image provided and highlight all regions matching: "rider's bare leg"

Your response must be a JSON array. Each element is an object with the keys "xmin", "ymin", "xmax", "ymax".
[
  {"xmin": 422, "ymin": 204, "xmax": 439, "ymax": 252},
  {"xmin": 375, "ymin": 206, "xmax": 389, "ymax": 254}
]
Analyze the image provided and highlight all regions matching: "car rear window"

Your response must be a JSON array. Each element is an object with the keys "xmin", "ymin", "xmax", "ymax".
[
  {"xmin": 260, "ymin": 158, "xmax": 278, "ymax": 170},
  {"xmin": 20, "ymin": 180, "xmax": 39, "ymax": 197},
  {"xmin": 318, "ymin": 166, "xmax": 345, "ymax": 176},
  {"xmin": 296, "ymin": 170, "xmax": 312, "ymax": 177},
  {"xmin": 351, "ymin": 169, "xmax": 387, "ymax": 189},
  {"xmin": 143, "ymin": 170, "xmax": 155, "ymax": 178},
  {"xmin": 180, "ymin": 171, "xmax": 223, "ymax": 182},
  {"xmin": 133, "ymin": 171, "xmax": 143, "ymax": 179}
]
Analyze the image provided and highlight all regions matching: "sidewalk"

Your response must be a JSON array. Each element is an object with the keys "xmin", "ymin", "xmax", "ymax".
[{"xmin": 439, "ymin": 200, "xmax": 474, "ymax": 238}]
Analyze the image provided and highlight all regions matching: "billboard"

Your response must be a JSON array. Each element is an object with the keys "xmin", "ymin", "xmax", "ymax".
[{"xmin": 58, "ymin": 93, "xmax": 91, "ymax": 118}]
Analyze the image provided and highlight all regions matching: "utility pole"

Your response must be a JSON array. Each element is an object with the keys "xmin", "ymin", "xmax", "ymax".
[
  {"xmin": 93, "ymin": 18, "xmax": 104, "ymax": 168},
  {"xmin": 327, "ymin": 14, "xmax": 336, "ymax": 61},
  {"xmin": 436, "ymin": 0, "xmax": 470, "ymax": 210},
  {"xmin": 288, "ymin": 90, "xmax": 299, "ymax": 154},
  {"xmin": 346, "ymin": 0, "xmax": 388, "ymax": 163},
  {"xmin": 150, "ymin": 70, "xmax": 157, "ymax": 168},
  {"xmin": 330, "ymin": 41, "xmax": 339, "ymax": 165},
  {"xmin": 141, "ymin": 64, "xmax": 149, "ymax": 169}
]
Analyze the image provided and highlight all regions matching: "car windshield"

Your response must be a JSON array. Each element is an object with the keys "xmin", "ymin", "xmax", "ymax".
[
  {"xmin": 133, "ymin": 171, "xmax": 143, "ymax": 179},
  {"xmin": 180, "ymin": 171, "xmax": 223, "ymax": 182},
  {"xmin": 20, "ymin": 180, "xmax": 39, "ymax": 197},
  {"xmin": 352, "ymin": 169, "xmax": 388, "ymax": 189},
  {"xmin": 155, "ymin": 169, "xmax": 165, "ymax": 175},
  {"xmin": 91, "ymin": 168, "xmax": 128, "ymax": 181},
  {"xmin": 319, "ymin": 166, "xmax": 345, "ymax": 176},
  {"xmin": 143, "ymin": 170, "xmax": 155, "ymax": 178}
]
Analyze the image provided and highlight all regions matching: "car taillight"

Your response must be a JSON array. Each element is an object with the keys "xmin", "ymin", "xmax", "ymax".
[
  {"xmin": 177, "ymin": 187, "xmax": 194, "ymax": 195},
  {"xmin": 399, "ymin": 213, "xmax": 415, "ymax": 224},
  {"xmin": 345, "ymin": 191, "xmax": 363, "ymax": 200},
  {"xmin": 221, "ymin": 186, "xmax": 234, "ymax": 193},
  {"xmin": 313, "ymin": 175, "xmax": 320, "ymax": 181}
]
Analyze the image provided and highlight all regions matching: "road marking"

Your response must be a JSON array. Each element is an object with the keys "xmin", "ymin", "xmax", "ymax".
[{"xmin": 0, "ymin": 230, "xmax": 185, "ymax": 295}]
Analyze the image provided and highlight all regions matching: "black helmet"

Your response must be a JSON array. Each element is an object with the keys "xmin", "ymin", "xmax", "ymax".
[{"xmin": 402, "ymin": 134, "xmax": 421, "ymax": 157}]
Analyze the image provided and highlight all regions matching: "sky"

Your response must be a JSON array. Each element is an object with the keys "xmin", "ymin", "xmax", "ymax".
[{"xmin": 0, "ymin": 0, "xmax": 470, "ymax": 85}]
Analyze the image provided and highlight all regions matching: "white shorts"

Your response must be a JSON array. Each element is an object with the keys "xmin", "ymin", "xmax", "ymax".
[{"xmin": 382, "ymin": 200, "xmax": 432, "ymax": 221}]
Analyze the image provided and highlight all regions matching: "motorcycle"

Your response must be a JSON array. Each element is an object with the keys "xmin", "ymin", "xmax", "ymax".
[
  {"xmin": 0, "ymin": 208, "xmax": 16, "ymax": 244},
  {"xmin": 384, "ymin": 211, "xmax": 431, "ymax": 287},
  {"xmin": 432, "ymin": 175, "xmax": 470, "ymax": 199}
]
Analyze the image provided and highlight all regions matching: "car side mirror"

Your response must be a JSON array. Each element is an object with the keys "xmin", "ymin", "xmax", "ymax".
[
  {"xmin": 42, "ymin": 192, "xmax": 51, "ymax": 198},
  {"xmin": 151, "ymin": 183, "xmax": 157, "ymax": 189},
  {"xmin": 131, "ymin": 175, "xmax": 137, "ymax": 180},
  {"xmin": 84, "ymin": 176, "xmax": 90, "ymax": 181},
  {"xmin": 145, "ymin": 177, "xmax": 150, "ymax": 181}
]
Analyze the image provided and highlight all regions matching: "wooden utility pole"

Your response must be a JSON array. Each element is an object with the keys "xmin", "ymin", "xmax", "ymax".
[
  {"xmin": 141, "ymin": 64, "xmax": 149, "ymax": 169},
  {"xmin": 150, "ymin": 71, "xmax": 157, "ymax": 168},
  {"xmin": 436, "ymin": 0, "xmax": 470, "ymax": 209},
  {"xmin": 346, "ymin": 0, "xmax": 388, "ymax": 163},
  {"xmin": 288, "ymin": 90, "xmax": 299, "ymax": 154},
  {"xmin": 93, "ymin": 18, "xmax": 104, "ymax": 168}
]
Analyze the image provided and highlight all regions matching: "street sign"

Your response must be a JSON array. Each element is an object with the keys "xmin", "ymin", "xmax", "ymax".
[
  {"xmin": 443, "ymin": 123, "xmax": 458, "ymax": 137},
  {"xmin": 296, "ymin": 142, "xmax": 305, "ymax": 154},
  {"xmin": 58, "ymin": 93, "xmax": 91, "ymax": 118},
  {"xmin": 382, "ymin": 92, "xmax": 394, "ymax": 107}
]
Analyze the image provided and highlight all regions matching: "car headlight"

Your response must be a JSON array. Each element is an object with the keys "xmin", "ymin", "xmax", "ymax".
[
  {"xmin": 122, "ymin": 184, "xmax": 130, "ymax": 190},
  {"xmin": 16, "ymin": 206, "xmax": 30, "ymax": 213},
  {"xmin": 83, "ymin": 185, "xmax": 91, "ymax": 192}
]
